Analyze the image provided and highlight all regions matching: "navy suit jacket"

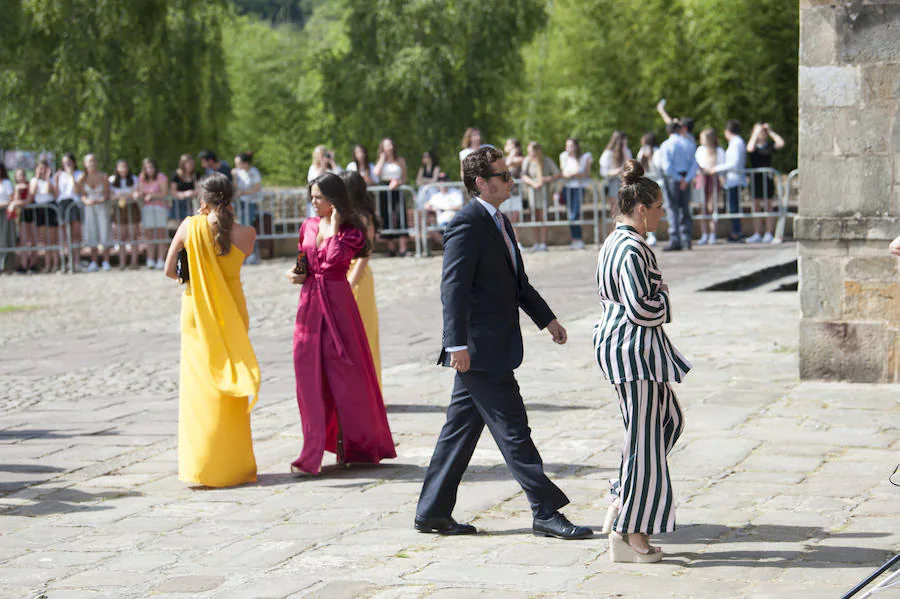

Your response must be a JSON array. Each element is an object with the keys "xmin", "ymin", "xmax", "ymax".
[{"xmin": 438, "ymin": 198, "xmax": 556, "ymax": 371}]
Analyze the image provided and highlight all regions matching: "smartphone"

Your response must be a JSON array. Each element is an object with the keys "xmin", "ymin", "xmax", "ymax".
[{"xmin": 294, "ymin": 250, "xmax": 307, "ymax": 275}]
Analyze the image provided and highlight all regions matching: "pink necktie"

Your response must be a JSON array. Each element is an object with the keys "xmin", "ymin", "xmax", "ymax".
[{"xmin": 494, "ymin": 211, "xmax": 516, "ymax": 272}]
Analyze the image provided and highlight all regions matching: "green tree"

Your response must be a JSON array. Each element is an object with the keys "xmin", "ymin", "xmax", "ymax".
[
  {"xmin": 318, "ymin": 0, "xmax": 546, "ymax": 175},
  {"xmin": 0, "ymin": 0, "xmax": 231, "ymax": 172},
  {"xmin": 512, "ymin": 0, "xmax": 798, "ymax": 171}
]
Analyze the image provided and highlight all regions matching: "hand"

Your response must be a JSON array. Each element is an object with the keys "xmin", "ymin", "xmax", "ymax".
[
  {"xmin": 890, "ymin": 236, "xmax": 900, "ymax": 257},
  {"xmin": 660, "ymin": 283, "xmax": 670, "ymax": 293},
  {"xmin": 546, "ymin": 319, "xmax": 567, "ymax": 345},
  {"xmin": 286, "ymin": 268, "xmax": 307, "ymax": 285},
  {"xmin": 389, "ymin": 179, "xmax": 400, "ymax": 190},
  {"xmin": 679, "ymin": 180, "xmax": 689, "ymax": 191},
  {"xmin": 449, "ymin": 348, "xmax": 471, "ymax": 373}
]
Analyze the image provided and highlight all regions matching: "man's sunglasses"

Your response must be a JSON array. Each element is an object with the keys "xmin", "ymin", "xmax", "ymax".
[{"xmin": 483, "ymin": 170, "xmax": 512, "ymax": 183}]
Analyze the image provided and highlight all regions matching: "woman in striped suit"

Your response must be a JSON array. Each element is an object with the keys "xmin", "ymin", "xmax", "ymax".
[{"xmin": 593, "ymin": 159, "xmax": 691, "ymax": 563}]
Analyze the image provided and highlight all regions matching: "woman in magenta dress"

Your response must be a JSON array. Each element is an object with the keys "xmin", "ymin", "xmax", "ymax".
[{"xmin": 288, "ymin": 172, "xmax": 396, "ymax": 474}]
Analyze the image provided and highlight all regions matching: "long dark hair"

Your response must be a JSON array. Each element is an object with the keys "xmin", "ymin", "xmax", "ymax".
[
  {"xmin": 199, "ymin": 173, "xmax": 234, "ymax": 255},
  {"xmin": 340, "ymin": 171, "xmax": 381, "ymax": 234},
  {"xmin": 352, "ymin": 144, "xmax": 370, "ymax": 173},
  {"xmin": 308, "ymin": 172, "xmax": 371, "ymax": 258},
  {"xmin": 112, "ymin": 160, "xmax": 135, "ymax": 188},
  {"xmin": 0, "ymin": 163, "xmax": 8, "ymax": 182}
]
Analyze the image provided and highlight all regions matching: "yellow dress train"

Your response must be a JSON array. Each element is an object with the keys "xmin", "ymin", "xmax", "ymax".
[
  {"xmin": 179, "ymin": 216, "xmax": 260, "ymax": 487},
  {"xmin": 350, "ymin": 258, "xmax": 382, "ymax": 388}
]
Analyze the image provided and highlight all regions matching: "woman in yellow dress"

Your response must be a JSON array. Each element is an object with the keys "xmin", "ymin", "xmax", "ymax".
[
  {"xmin": 164, "ymin": 173, "xmax": 261, "ymax": 487},
  {"xmin": 341, "ymin": 171, "xmax": 382, "ymax": 388}
]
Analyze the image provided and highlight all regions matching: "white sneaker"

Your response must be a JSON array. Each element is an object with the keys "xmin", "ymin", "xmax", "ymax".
[
  {"xmin": 762, "ymin": 232, "xmax": 774, "ymax": 244},
  {"xmin": 569, "ymin": 240, "xmax": 585, "ymax": 250},
  {"xmin": 87, "ymin": 262, "xmax": 99, "ymax": 273},
  {"xmin": 146, "ymin": 259, "xmax": 156, "ymax": 269},
  {"xmin": 646, "ymin": 233, "xmax": 657, "ymax": 246},
  {"xmin": 155, "ymin": 260, "xmax": 165, "ymax": 270},
  {"xmin": 245, "ymin": 253, "xmax": 260, "ymax": 265},
  {"xmin": 697, "ymin": 234, "xmax": 709, "ymax": 246},
  {"xmin": 532, "ymin": 243, "xmax": 548, "ymax": 252},
  {"xmin": 101, "ymin": 261, "xmax": 111, "ymax": 272},
  {"xmin": 708, "ymin": 233, "xmax": 717, "ymax": 245},
  {"xmin": 746, "ymin": 233, "xmax": 762, "ymax": 244}
]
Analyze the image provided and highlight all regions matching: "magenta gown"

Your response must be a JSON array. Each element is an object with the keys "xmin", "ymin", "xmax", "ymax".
[{"xmin": 292, "ymin": 218, "xmax": 396, "ymax": 473}]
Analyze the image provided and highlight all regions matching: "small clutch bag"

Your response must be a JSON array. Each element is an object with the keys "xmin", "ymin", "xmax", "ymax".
[{"xmin": 176, "ymin": 248, "xmax": 189, "ymax": 284}]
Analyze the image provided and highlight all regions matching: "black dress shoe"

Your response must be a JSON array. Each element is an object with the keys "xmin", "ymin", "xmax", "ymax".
[
  {"xmin": 533, "ymin": 512, "xmax": 593, "ymax": 539},
  {"xmin": 414, "ymin": 515, "xmax": 477, "ymax": 535},
  {"xmin": 662, "ymin": 244, "xmax": 682, "ymax": 252}
]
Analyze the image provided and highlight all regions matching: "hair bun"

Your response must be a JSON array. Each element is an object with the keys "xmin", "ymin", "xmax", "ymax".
[{"xmin": 621, "ymin": 159, "xmax": 644, "ymax": 186}]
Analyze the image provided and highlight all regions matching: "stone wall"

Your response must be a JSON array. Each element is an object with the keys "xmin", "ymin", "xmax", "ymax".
[{"xmin": 797, "ymin": 1, "xmax": 900, "ymax": 382}]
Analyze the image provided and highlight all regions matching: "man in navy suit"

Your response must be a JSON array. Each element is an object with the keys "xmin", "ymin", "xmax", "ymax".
[{"xmin": 414, "ymin": 146, "xmax": 592, "ymax": 540}]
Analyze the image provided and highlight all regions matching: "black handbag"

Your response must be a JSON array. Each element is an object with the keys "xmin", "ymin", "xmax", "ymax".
[{"xmin": 176, "ymin": 248, "xmax": 189, "ymax": 284}]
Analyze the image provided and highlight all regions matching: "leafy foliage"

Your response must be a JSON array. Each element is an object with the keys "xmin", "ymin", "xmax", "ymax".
[{"xmin": 0, "ymin": 0, "xmax": 799, "ymax": 183}]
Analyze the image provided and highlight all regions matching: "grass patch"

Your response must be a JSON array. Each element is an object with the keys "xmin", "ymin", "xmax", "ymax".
[{"xmin": 0, "ymin": 305, "xmax": 38, "ymax": 314}]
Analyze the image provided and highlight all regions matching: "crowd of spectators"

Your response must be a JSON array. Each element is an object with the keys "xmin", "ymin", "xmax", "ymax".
[
  {"xmin": 0, "ymin": 149, "xmax": 260, "ymax": 273},
  {"xmin": 0, "ymin": 113, "xmax": 787, "ymax": 273}
]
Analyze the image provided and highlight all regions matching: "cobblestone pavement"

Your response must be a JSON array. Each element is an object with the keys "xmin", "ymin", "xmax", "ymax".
[{"xmin": 0, "ymin": 243, "xmax": 898, "ymax": 599}]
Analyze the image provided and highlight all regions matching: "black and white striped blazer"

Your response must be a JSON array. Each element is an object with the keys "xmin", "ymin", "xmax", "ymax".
[{"xmin": 593, "ymin": 225, "xmax": 691, "ymax": 384}]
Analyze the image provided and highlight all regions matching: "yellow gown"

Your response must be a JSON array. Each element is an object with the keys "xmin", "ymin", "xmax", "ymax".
[
  {"xmin": 179, "ymin": 216, "xmax": 260, "ymax": 487},
  {"xmin": 349, "ymin": 258, "xmax": 382, "ymax": 388}
]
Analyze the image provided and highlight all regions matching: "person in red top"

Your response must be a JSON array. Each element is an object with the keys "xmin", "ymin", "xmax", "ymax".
[{"xmin": 287, "ymin": 172, "xmax": 395, "ymax": 475}]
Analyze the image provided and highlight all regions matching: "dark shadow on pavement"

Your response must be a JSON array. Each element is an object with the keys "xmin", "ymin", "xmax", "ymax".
[
  {"xmin": 387, "ymin": 403, "xmax": 592, "ymax": 414},
  {"xmin": 1, "ymin": 487, "xmax": 143, "ymax": 518},
  {"xmin": 253, "ymin": 462, "xmax": 614, "ymax": 488}
]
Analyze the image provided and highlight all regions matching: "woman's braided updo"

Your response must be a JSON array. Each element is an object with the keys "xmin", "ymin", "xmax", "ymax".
[{"xmin": 199, "ymin": 173, "xmax": 234, "ymax": 255}]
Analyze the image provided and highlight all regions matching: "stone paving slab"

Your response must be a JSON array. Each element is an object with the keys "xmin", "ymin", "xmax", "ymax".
[{"xmin": 0, "ymin": 243, "xmax": 898, "ymax": 598}]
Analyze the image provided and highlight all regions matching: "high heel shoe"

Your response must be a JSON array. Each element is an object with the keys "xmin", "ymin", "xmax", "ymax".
[
  {"xmin": 609, "ymin": 532, "xmax": 663, "ymax": 563},
  {"xmin": 601, "ymin": 504, "xmax": 619, "ymax": 535}
]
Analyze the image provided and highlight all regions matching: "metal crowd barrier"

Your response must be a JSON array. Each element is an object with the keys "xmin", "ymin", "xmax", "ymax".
[
  {"xmin": 416, "ymin": 178, "xmax": 604, "ymax": 256},
  {"xmin": 679, "ymin": 167, "xmax": 792, "ymax": 243},
  {"xmin": 368, "ymin": 184, "xmax": 420, "ymax": 256},
  {"xmin": 0, "ymin": 203, "xmax": 66, "ymax": 271}
]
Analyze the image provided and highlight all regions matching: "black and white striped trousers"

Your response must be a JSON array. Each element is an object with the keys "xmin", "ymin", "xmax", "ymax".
[{"xmin": 612, "ymin": 380, "xmax": 684, "ymax": 534}]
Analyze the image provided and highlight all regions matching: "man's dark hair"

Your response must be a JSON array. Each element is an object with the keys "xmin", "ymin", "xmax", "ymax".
[
  {"xmin": 725, "ymin": 119, "xmax": 741, "ymax": 135},
  {"xmin": 198, "ymin": 149, "xmax": 217, "ymax": 162},
  {"xmin": 680, "ymin": 117, "xmax": 694, "ymax": 133},
  {"xmin": 462, "ymin": 146, "xmax": 503, "ymax": 195},
  {"xmin": 666, "ymin": 121, "xmax": 682, "ymax": 136}
]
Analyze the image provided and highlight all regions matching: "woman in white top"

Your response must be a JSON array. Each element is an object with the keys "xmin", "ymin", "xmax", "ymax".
[
  {"xmin": 346, "ymin": 144, "xmax": 378, "ymax": 186},
  {"xmin": 307, "ymin": 145, "xmax": 342, "ymax": 182},
  {"xmin": 78, "ymin": 154, "xmax": 112, "ymax": 271},
  {"xmin": 373, "ymin": 137, "xmax": 409, "ymax": 256},
  {"xmin": 559, "ymin": 137, "xmax": 593, "ymax": 249},
  {"xmin": 599, "ymin": 131, "xmax": 633, "ymax": 229},
  {"xmin": 55, "ymin": 152, "xmax": 83, "ymax": 271},
  {"xmin": 233, "ymin": 151, "xmax": 264, "ymax": 264},
  {"xmin": 636, "ymin": 133, "xmax": 662, "ymax": 246},
  {"xmin": 0, "ymin": 164, "xmax": 15, "ymax": 272},
  {"xmin": 109, "ymin": 159, "xmax": 140, "ymax": 269},
  {"xmin": 458, "ymin": 127, "xmax": 482, "ymax": 163},
  {"xmin": 694, "ymin": 128, "xmax": 726, "ymax": 245},
  {"xmin": 29, "ymin": 160, "xmax": 60, "ymax": 273}
]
